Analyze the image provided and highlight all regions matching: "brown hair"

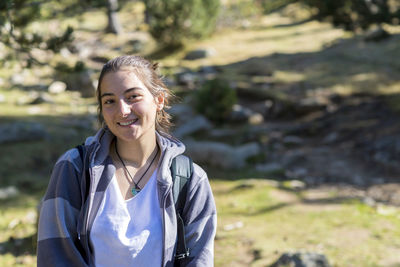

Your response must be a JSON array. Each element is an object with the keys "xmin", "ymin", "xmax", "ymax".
[{"xmin": 97, "ymin": 55, "xmax": 174, "ymax": 134}]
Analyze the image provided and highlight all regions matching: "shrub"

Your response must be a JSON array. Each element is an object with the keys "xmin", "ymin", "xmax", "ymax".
[
  {"xmin": 301, "ymin": 0, "xmax": 399, "ymax": 31},
  {"xmin": 194, "ymin": 78, "xmax": 237, "ymax": 124},
  {"xmin": 144, "ymin": 0, "xmax": 220, "ymax": 48}
]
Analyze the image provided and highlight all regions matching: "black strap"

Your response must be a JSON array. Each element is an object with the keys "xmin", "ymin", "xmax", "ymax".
[
  {"xmin": 76, "ymin": 144, "xmax": 90, "ymax": 200},
  {"xmin": 171, "ymin": 155, "xmax": 193, "ymax": 262}
]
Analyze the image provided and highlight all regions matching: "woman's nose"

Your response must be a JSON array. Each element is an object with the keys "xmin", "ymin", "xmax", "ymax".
[{"xmin": 119, "ymin": 100, "xmax": 131, "ymax": 116}]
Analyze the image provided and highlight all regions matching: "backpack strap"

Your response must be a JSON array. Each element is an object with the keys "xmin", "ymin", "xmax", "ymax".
[
  {"xmin": 76, "ymin": 144, "xmax": 90, "ymax": 201},
  {"xmin": 170, "ymin": 154, "xmax": 193, "ymax": 262}
]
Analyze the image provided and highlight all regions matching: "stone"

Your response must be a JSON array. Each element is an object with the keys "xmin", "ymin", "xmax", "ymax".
[
  {"xmin": 29, "ymin": 92, "xmax": 53, "ymax": 105},
  {"xmin": 256, "ymin": 162, "xmax": 284, "ymax": 173},
  {"xmin": 229, "ymin": 104, "xmax": 264, "ymax": 125},
  {"xmin": 322, "ymin": 132, "xmax": 338, "ymax": 144},
  {"xmin": 10, "ymin": 73, "xmax": 25, "ymax": 85},
  {"xmin": 184, "ymin": 48, "xmax": 216, "ymax": 60},
  {"xmin": 48, "ymin": 81, "xmax": 67, "ymax": 94},
  {"xmin": 0, "ymin": 186, "xmax": 19, "ymax": 200},
  {"xmin": 185, "ymin": 140, "xmax": 260, "ymax": 169},
  {"xmin": 283, "ymin": 136, "xmax": 304, "ymax": 146},
  {"xmin": 270, "ymin": 252, "xmax": 331, "ymax": 267},
  {"xmin": 65, "ymin": 70, "xmax": 96, "ymax": 98},
  {"xmin": 173, "ymin": 115, "xmax": 212, "ymax": 138},
  {"xmin": 169, "ymin": 104, "xmax": 194, "ymax": 123},
  {"xmin": 285, "ymin": 168, "xmax": 308, "ymax": 180},
  {"xmin": 364, "ymin": 27, "xmax": 390, "ymax": 42},
  {"xmin": 176, "ymin": 72, "xmax": 197, "ymax": 88},
  {"xmin": 0, "ymin": 122, "xmax": 48, "ymax": 144}
]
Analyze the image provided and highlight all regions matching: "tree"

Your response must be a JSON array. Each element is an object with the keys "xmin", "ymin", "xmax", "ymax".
[
  {"xmin": 105, "ymin": 0, "xmax": 122, "ymax": 34},
  {"xmin": 300, "ymin": 0, "xmax": 399, "ymax": 31},
  {"xmin": 0, "ymin": 0, "xmax": 74, "ymax": 67},
  {"xmin": 144, "ymin": 0, "xmax": 220, "ymax": 48}
]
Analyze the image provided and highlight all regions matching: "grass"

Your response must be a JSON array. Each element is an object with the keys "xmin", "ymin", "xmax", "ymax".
[{"xmin": 212, "ymin": 179, "xmax": 400, "ymax": 266}]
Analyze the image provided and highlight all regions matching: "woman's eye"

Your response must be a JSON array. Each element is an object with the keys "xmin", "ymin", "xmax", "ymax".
[
  {"xmin": 103, "ymin": 99, "xmax": 114, "ymax": 105},
  {"xmin": 128, "ymin": 95, "xmax": 139, "ymax": 101}
]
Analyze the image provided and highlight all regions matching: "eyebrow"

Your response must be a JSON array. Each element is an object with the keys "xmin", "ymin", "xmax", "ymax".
[{"xmin": 100, "ymin": 87, "xmax": 142, "ymax": 98}]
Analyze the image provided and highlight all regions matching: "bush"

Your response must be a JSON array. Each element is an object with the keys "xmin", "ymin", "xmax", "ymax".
[
  {"xmin": 144, "ymin": 0, "xmax": 220, "ymax": 48},
  {"xmin": 194, "ymin": 78, "xmax": 237, "ymax": 124},
  {"xmin": 301, "ymin": 0, "xmax": 399, "ymax": 31}
]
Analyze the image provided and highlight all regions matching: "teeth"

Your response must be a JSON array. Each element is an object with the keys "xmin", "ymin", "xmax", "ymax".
[{"xmin": 119, "ymin": 119, "xmax": 136, "ymax": 126}]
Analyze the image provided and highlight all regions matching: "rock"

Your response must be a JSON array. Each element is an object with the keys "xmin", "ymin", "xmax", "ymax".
[
  {"xmin": 48, "ymin": 81, "xmax": 67, "ymax": 94},
  {"xmin": 229, "ymin": 104, "xmax": 264, "ymax": 125},
  {"xmin": 184, "ymin": 48, "xmax": 216, "ymax": 60},
  {"xmin": 176, "ymin": 71, "xmax": 197, "ymax": 88},
  {"xmin": 0, "ymin": 186, "xmax": 19, "ymax": 200},
  {"xmin": 285, "ymin": 168, "xmax": 308, "ymax": 180},
  {"xmin": 129, "ymin": 39, "xmax": 144, "ymax": 53},
  {"xmin": 364, "ymin": 27, "xmax": 390, "ymax": 42},
  {"xmin": 223, "ymin": 221, "xmax": 244, "ymax": 231},
  {"xmin": 0, "ymin": 122, "xmax": 48, "ymax": 144},
  {"xmin": 256, "ymin": 162, "xmax": 284, "ymax": 174},
  {"xmin": 270, "ymin": 252, "xmax": 331, "ymax": 267},
  {"xmin": 173, "ymin": 115, "xmax": 212, "ymax": 138},
  {"xmin": 295, "ymin": 98, "xmax": 327, "ymax": 116},
  {"xmin": 29, "ymin": 92, "xmax": 53, "ymax": 105},
  {"xmin": 10, "ymin": 73, "xmax": 25, "ymax": 85},
  {"xmin": 169, "ymin": 104, "xmax": 194, "ymax": 123},
  {"xmin": 65, "ymin": 70, "xmax": 96, "ymax": 98},
  {"xmin": 322, "ymin": 132, "xmax": 339, "ymax": 144},
  {"xmin": 60, "ymin": 47, "xmax": 72, "ymax": 58},
  {"xmin": 283, "ymin": 136, "xmax": 304, "ymax": 146},
  {"xmin": 185, "ymin": 140, "xmax": 260, "ymax": 169},
  {"xmin": 198, "ymin": 66, "xmax": 218, "ymax": 75}
]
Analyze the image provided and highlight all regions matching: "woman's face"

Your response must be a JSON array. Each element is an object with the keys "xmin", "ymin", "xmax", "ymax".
[{"xmin": 100, "ymin": 70, "xmax": 164, "ymax": 143}]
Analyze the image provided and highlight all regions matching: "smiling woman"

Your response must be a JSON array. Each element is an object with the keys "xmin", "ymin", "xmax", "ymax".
[{"xmin": 37, "ymin": 55, "xmax": 217, "ymax": 267}]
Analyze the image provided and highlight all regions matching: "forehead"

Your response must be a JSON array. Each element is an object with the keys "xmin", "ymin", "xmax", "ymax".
[{"xmin": 100, "ymin": 70, "xmax": 149, "ymax": 93}]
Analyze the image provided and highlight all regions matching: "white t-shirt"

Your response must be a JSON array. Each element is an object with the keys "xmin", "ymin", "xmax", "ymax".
[{"xmin": 90, "ymin": 169, "xmax": 163, "ymax": 267}]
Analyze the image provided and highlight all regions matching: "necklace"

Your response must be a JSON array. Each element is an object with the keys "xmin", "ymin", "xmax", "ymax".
[{"xmin": 114, "ymin": 140, "xmax": 158, "ymax": 196}]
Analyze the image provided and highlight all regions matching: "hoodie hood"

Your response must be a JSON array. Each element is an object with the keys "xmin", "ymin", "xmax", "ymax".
[{"xmin": 84, "ymin": 128, "xmax": 186, "ymax": 186}]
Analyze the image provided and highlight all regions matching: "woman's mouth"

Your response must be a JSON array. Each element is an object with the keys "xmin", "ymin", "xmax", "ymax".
[{"xmin": 118, "ymin": 119, "xmax": 138, "ymax": 126}]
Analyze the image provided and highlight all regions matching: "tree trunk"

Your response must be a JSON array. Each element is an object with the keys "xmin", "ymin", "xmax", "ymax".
[{"xmin": 106, "ymin": 0, "xmax": 122, "ymax": 34}]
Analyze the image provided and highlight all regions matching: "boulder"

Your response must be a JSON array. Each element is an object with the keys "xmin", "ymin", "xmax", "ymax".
[
  {"xmin": 28, "ymin": 92, "xmax": 53, "ymax": 105},
  {"xmin": 48, "ymin": 81, "xmax": 67, "ymax": 94},
  {"xmin": 184, "ymin": 140, "xmax": 260, "ymax": 169},
  {"xmin": 184, "ymin": 48, "xmax": 216, "ymax": 60},
  {"xmin": 173, "ymin": 115, "xmax": 212, "ymax": 138},
  {"xmin": 229, "ymin": 104, "xmax": 264, "ymax": 125},
  {"xmin": 64, "ymin": 70, "xmax": 96, "ymax": 98},
  {"xmin": 270, "ymin": 252, "xmax": 331, "ymax": 267},
  {"xmin": 0, "ymin": 122, "xmax": 48, "ymax": 144},
  {"xmin": 0, "ymin": 186, "xmax": 19, "ymax": 200},
  {"xmin": 364, "ymin": 27, "xmax": 390, "ymax": 42}
]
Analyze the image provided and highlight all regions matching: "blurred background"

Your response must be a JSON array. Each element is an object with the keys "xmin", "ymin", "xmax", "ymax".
[{"xmin": 1, "ymin": 0, "xmax": 400, "ymax": 266}]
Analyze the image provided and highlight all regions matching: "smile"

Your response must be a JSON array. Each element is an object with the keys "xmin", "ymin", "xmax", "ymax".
[{"xmin": 118, "ymin": 119, "xmax": 138, "ymax": 126}]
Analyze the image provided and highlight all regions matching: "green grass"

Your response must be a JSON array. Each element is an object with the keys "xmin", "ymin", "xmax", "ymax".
[{"xmin": 212, "ymin": 179, "xmax": 400, "ymax": 267}]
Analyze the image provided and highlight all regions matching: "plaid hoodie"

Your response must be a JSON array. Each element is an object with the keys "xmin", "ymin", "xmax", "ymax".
[{"xmin": 37, "ymin": 128, "xmax": 217, "ymax": 267}]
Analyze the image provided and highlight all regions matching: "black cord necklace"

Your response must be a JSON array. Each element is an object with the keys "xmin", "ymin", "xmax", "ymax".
[{"xmin": 114, "ymin": 140, "xmax": 158, "ymax": 196}]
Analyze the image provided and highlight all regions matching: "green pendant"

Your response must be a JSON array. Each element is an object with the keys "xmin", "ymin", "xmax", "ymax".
[{"xmin": 131, "ymin": 187, "xmax": 140, "ymax": 196}]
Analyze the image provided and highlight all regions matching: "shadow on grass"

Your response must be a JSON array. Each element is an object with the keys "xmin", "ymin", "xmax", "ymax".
[
  {"xmin": 0, "ymin": 234, "xmax": 36, "ymax": 256},
  {"xmin": 219, "ymin": 32, "xmax": 400, "ymax": 96}
]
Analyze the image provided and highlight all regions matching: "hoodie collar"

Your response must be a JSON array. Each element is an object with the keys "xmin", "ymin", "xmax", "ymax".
[{"xmin": 86, "ymin": 128, "xmax": 186, "ymax": 185}]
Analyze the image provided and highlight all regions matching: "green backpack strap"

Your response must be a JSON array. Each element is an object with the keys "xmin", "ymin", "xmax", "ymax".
[{"xmin": 170, "ymin": 154, "xmax": 193, "ymax": 263}]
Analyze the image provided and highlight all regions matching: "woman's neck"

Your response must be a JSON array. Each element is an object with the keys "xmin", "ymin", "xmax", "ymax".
[{"xmin": 114, "ymin": 134, "xmax": 158, "ymax": 167}]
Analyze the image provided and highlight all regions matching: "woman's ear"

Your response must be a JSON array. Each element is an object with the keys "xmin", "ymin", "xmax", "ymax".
[{"xmin": 155, "ymin": 92, "xmax": 165, "ymax": 111}]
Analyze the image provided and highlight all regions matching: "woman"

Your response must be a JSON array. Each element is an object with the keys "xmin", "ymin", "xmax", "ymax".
[{"xmin": 37, "ymin": 55, "xmax": 217, "ymax": 267}]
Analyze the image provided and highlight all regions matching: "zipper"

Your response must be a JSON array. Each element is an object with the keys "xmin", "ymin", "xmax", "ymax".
[{"xmin": 161, "ymin": 185, "xmax": 171, "ymax": 267}]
